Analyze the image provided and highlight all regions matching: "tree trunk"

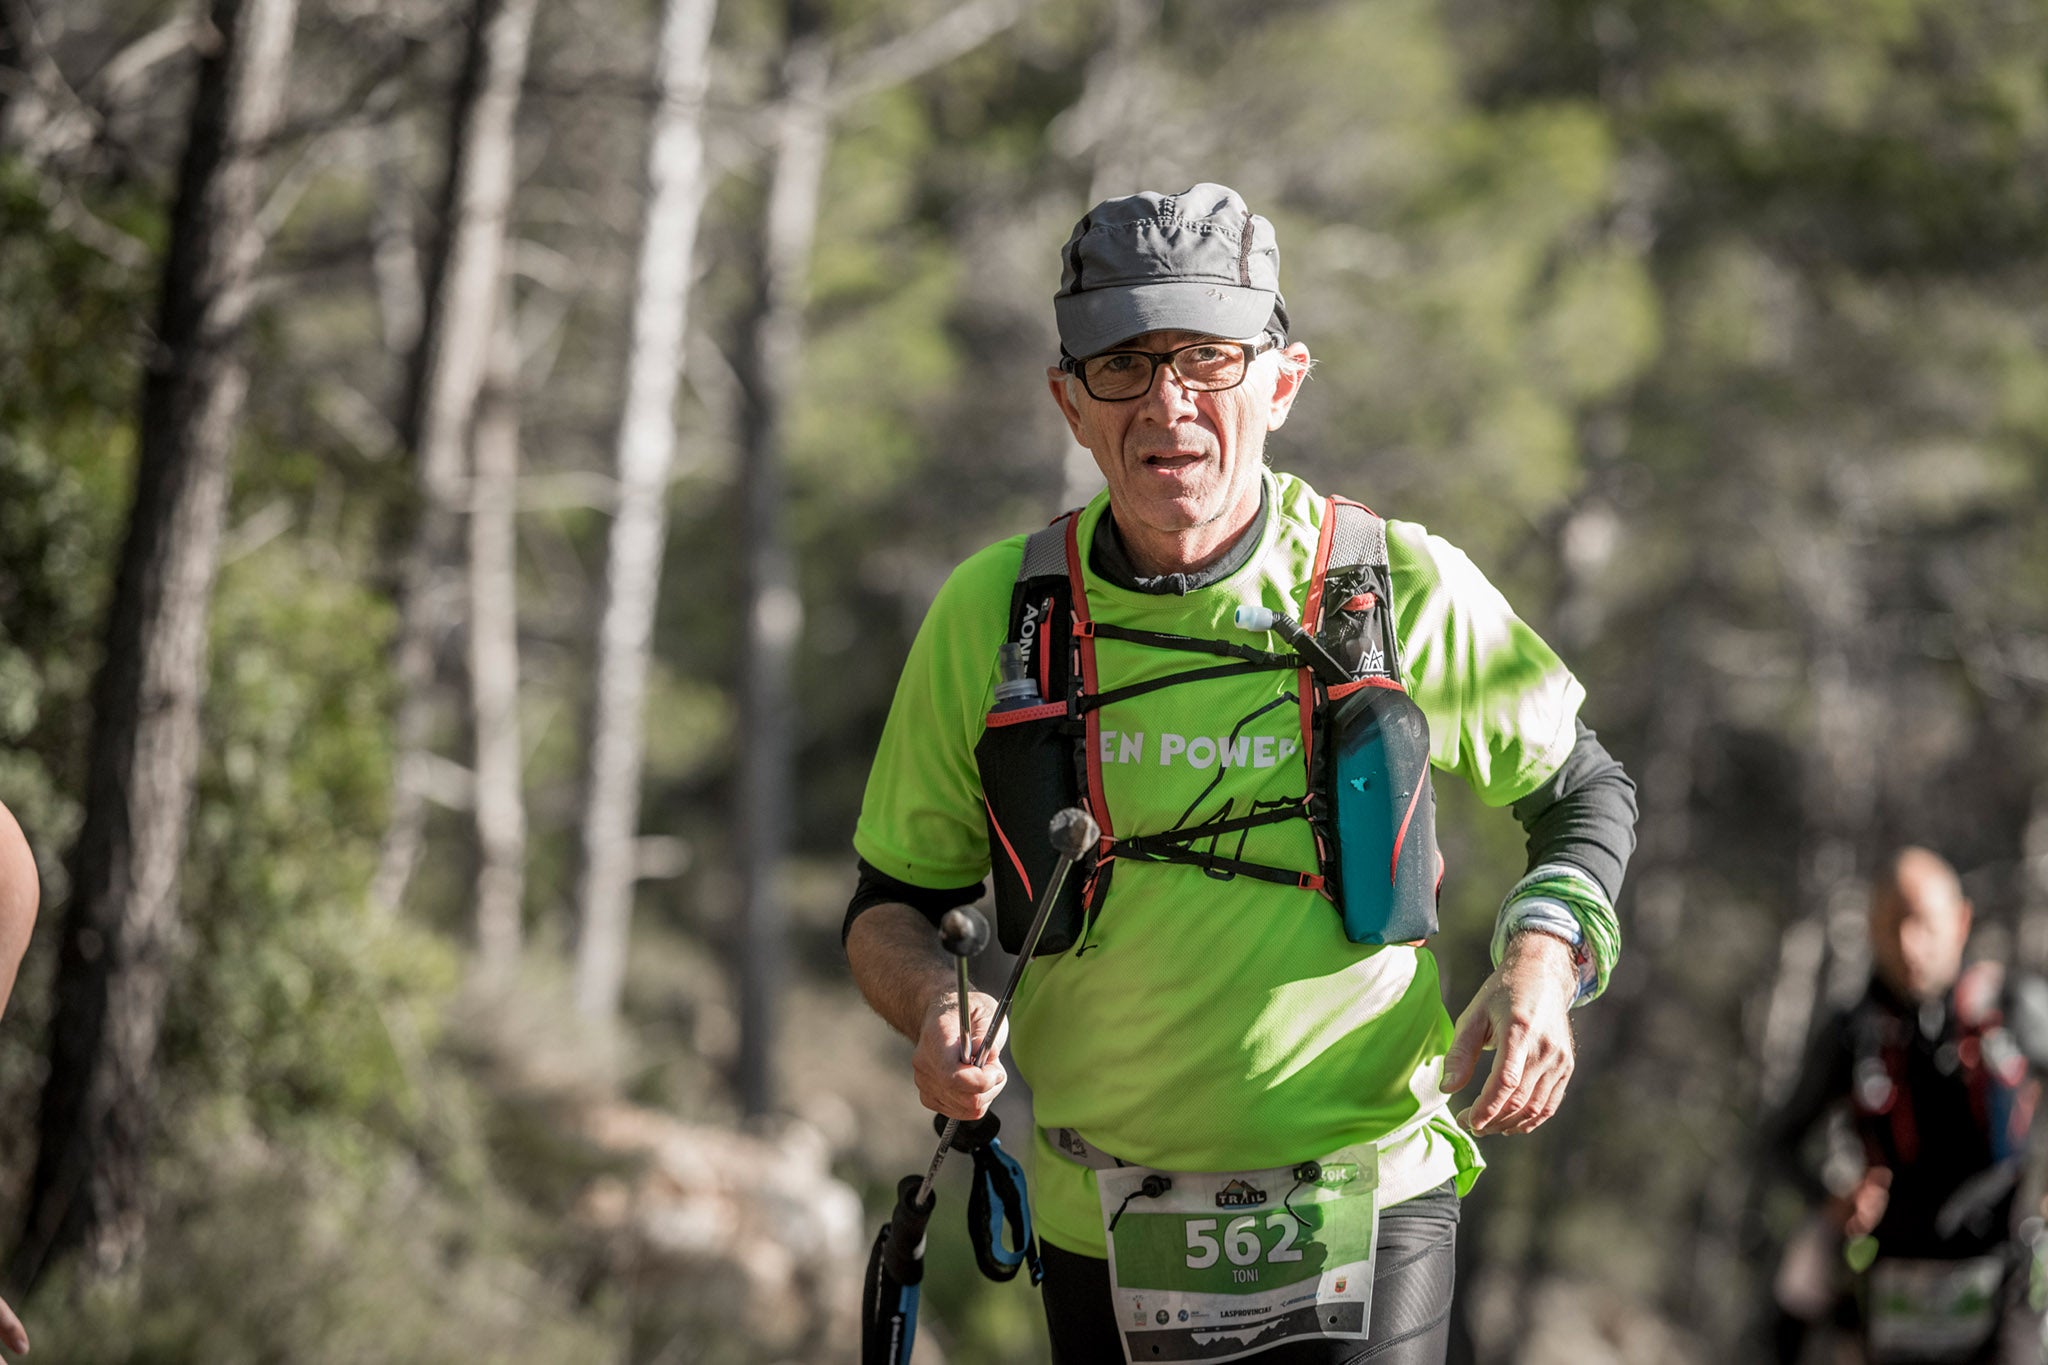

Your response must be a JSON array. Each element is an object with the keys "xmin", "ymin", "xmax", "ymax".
[
  {"xmin": 372, "ymin": 0, "xmax": 539, "ymax": 918},
  {"xmin": 569, "ymin": 0, "xmax": 1036, "ymax": 1032},
  {"xmin": 730, "ymin": 0, "xmax": 830, "ymax": 1119},
  {"xmin": 0, "ymin": 0, "xmax": 76, "ymax": 167},
  {"xmin": 370, "ymin": 118, "xmax": 424, "ymax": 361},
  {"xmin": 1054, "ymin": 0, "xmax": 1160, "ymax": 511},
  {"xmin": 570, "ymin": 0, "xmax": 719, "ymax": 1023},
  {"xmin": 9, "ymin": 0, "xmax": 297, "ymax": 1287},
  {"xmin": 0, "ymin": 2, "xmax": 24, "ymax": 146},
  {"xmin": 469, "ymin": 302, "xmax": 526, "ymax": 974},
  {"xmin": 718, "ymin": 0, "xmax": 1044, "ymax": 1105}
]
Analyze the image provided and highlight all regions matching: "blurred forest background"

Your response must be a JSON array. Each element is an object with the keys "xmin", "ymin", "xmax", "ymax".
[{"xmin": 2, "ymin": 0, "xmax": 2047, "ymax": 1360}]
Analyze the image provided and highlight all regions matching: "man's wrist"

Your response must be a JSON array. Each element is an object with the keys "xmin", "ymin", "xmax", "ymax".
[
  {"xmin": 1504, "ymin": 926, "xmax": 1586, "ymax": 999},
  {"xmin": 1493, "ymin": 886, "xmax": 1601, "ymax": 1004}
]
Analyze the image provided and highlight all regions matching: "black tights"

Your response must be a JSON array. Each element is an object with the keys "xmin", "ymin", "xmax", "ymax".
[{"xmin": 1041, "ymin": 1181, "xmax": 1461, "ymax": 1364}]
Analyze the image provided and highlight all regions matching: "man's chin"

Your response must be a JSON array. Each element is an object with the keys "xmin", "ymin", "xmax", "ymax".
[{"xmin": 1144, "ymin": 504, "xmax": 1226, "ymax": 536}]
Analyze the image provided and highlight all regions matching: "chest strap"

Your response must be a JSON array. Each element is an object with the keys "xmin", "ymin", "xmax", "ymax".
[{"xmin": 1004, "ymin": 498, "xmax": 1403, "ymax": 920}]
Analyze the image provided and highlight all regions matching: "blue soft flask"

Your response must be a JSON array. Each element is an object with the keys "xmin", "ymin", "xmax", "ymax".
[{"xmin": 1325, "ymin": 683, "xmax": 1439, "ymax": 944}]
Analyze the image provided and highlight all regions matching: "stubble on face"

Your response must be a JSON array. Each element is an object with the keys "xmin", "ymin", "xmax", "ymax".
[{"xmin": 1049, "ymin": 332, "xmax": 1305, "ymax": 576}]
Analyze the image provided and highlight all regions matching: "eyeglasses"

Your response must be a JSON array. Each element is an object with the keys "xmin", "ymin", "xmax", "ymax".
[{"xmin": 1060, "ymin": 336, "xmax": 1278, "ymax": 402}]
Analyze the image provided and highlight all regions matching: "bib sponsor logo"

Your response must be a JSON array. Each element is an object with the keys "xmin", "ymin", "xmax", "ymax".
[
  {"xmin": 1216, "ymin": 1179, "xmax": 1268, "ymax": 1209},
  {"xmin": 1097, "ymin": 730, "xmax": 1300, "ymax": 770}
]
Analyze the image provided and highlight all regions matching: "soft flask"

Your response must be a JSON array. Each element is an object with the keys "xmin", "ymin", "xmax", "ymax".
[{"xmin": 1321, "ymin": 681, "xmax": 1440, "ymax": 945}]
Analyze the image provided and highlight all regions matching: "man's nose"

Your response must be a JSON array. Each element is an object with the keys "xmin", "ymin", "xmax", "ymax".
[{"xmin": 1138, "ymin": 360, "xmax": 1198, "ymax": 414}]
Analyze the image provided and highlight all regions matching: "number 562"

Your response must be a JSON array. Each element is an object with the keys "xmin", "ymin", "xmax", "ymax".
[{"xmin": 1184, "ymin": 1214, "xmax": 1304, "ymax": 1269}]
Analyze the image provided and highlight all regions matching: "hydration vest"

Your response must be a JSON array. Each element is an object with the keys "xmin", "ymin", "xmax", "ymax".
[
  {"xmin": 1850, "ymin": 962, "xmax": 2038, "ymax": 1170},
  {"xmin": 973, "ymin": 497, "xmax": 1443, "ymax": 957}
]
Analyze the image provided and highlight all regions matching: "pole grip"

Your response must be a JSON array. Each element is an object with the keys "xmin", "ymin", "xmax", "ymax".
[{"xmin": 881, "ymin": 1173, "xmax": 935, "ymax": 1286}]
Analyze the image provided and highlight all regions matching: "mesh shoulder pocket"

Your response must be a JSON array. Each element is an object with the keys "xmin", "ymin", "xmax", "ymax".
[
  {"xmin": 1320, "ymin": 681, "xmax": 1439, "ymax": 945},
  {"xmin": 975, "ymin": 704, "xmax": 1089, "ymax": 956}
]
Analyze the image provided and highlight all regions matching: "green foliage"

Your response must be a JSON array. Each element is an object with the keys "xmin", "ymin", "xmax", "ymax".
[
  {"xmin": 153, "ymin": 521, "xmax": 433, "ymax": 1143},
  {"xmin": 793, "ymin": 84, "xmax": 965, "ymax": 512},
  {"xmin": 19, "ymin": 1091, "xmax": 619, "ymax": 1365}
]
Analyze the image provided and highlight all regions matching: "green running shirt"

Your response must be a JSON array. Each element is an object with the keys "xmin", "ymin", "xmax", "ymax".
[{"xmin": 854, "ymin": 469, "xmax": 1585, "ymax": 1256}]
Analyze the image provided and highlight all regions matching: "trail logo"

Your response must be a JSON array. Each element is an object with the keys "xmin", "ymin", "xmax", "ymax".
[{"xmin": 1216, "ymin": 1179, "xmax": 1268, "ymax": 1209}]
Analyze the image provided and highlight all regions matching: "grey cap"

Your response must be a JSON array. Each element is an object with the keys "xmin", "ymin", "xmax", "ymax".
[{"xmin": 1054, "ymin": 183, "xmax": 1288, "ymax": 358}]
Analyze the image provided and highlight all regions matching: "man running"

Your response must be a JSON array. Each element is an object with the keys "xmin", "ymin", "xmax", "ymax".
[
  {"xmin": 1768, "ymin": 847, "xmax": 2048, "ymax": 1365},
  {"xmin": 845, "ymin": 184, "xmax": 1637, "ymax": 1363}
]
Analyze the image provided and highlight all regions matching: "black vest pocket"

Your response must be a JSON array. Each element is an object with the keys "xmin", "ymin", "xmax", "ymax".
[{"xmin": 975, "ymin": 704, "xmax": 1091, "ymax": 956}]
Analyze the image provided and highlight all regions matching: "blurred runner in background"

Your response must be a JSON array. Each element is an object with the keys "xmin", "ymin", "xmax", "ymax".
[{"xmin": 1768, "ymin": 847, "xmax": 2048, "ymax": 1365}]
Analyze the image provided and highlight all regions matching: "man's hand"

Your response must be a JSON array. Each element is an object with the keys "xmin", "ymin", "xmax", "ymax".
[
  {"xmin": 0, "ymin": 1290, "xmax": 27, "ymax": 1355},
  {"xmin": 1442, "ymin": 930, "xmax": 1579, "ymax": 1136},
  {"xmin": 913, "ymin": 990, "xmax": 1010, "ymax": 1121}
]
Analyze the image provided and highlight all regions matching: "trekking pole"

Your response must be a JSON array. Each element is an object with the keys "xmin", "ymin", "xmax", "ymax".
[
  {"xmin": 940, "ymin": 905, "xmax": 989, "ymax": 1073},
  {"xmin": 917, "ymin": 805, "xmax": 1099, "ymax": 1204},
  {"xmin": 861, "ymin": 807, "xmax": 1098, "ymax": 1365}
]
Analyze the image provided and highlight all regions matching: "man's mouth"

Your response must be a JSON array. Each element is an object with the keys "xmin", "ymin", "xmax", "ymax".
[{"xmin": 1142, "ymin": 450, "xmax": 1206, "ymax": 471}]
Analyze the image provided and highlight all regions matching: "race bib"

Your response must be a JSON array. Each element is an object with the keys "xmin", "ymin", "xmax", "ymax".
[
  {"xmin": 1865, "ymin": 1255, "xmax": 2004, "ymax": 1363},
  {"xmin": 1097, "ymin": 1145, "xmax": 1378, "ymax": 1364}
]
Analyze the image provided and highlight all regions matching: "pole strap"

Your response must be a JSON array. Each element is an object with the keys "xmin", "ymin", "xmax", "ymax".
[{"xmin": 950, "ymin": 1114, "xmax": 1044, "ymax": 1286}]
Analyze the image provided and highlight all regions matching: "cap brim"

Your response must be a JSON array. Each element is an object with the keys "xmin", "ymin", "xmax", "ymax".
[{"xmin": 1055, "ymin": 281, "xmax": 1276, "ymax": 358}]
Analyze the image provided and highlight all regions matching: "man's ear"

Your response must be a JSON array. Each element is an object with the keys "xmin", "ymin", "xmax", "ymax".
[
  {"xmin": 1266, "ymin": 343, "xmax": 1312, "ymax": 432},
  {"xmin": 1047, "ymin": 366, "xmax": 1088, "ymax": 444}
]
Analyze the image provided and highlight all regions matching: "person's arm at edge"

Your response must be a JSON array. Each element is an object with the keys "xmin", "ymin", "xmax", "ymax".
[
  {"xmin": 0, "ymin": 799, "xmax": 35, "ymax": 1355},
  {"xmin": 0, "ymin": 798, "xmax": 37, "ymax": 1017}
]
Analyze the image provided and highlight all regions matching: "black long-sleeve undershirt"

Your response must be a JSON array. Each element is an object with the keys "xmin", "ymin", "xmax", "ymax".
[{"xmin": 1509, "ymin": 719, "xmax": 1636, "ymax": 903}]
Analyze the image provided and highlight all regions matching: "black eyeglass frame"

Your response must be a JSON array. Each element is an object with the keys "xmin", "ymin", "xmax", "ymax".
[{"xmin": 1059, "ymin": 335, "xmax": 1281, "ymax": 402}]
